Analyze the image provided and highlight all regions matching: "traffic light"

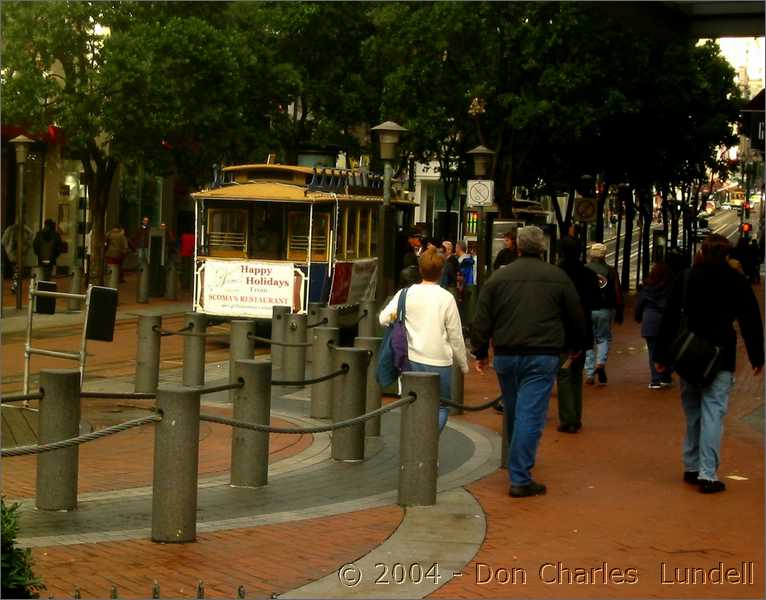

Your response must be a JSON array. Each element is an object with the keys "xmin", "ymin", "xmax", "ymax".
[
  {"xmin": 740, "ymin": 222, "xmax": 753, "ymax": 238},
  {"xmin": 744, "ymin": 202, "xmax": 751, "ymax": 218}
]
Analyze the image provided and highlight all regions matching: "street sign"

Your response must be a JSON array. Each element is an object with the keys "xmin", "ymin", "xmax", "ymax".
[
  {"xmin": 466, "ymin": 180, "xmax": 494, "ymax": 207},
  {"xmin": 574, "ymin": 197, "xmax": 597, "ymax": 223}
]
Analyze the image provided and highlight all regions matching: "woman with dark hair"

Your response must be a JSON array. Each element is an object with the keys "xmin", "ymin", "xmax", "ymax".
[
  {"xmin": 656, "ymin": 234, "xmax": 764, "ymax": 494},
  {"xmin": 635, "ymin": 262, "xmax": 674, "ymax": 389},
  {"xmin": 379, "ymin": 247, "xmax": 469, "ymax": 432}
]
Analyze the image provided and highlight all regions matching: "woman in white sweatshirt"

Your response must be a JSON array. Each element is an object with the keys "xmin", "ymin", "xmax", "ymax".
[{"xmin": 379, "ymin": 247, "xmax": 469, "ymax": 431}]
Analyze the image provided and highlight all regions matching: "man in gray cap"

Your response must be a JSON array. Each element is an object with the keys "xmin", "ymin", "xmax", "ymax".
[
  {"xmin": 584, "ymin": 242, "xmax": 623, "ymax": 384},
  {"xmin": 471, "ymin": 226, "xmax": 585, "ymax": 497}
]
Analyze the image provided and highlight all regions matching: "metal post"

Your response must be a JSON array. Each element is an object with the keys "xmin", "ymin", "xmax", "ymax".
[
  {"xmin": 271, "ymin": 306, "xmax": 290, "ymax": 376},
  {"xmin": 229, "ymin": 320, "xmax": 255, "ymax": 403},
  {"xmin": 36, "ymin": 369, "xmax": 81, "ymax": 511},
  {"xmin": 310, "ymin": 326, "xmax": 340, "ymax": 418},
  {"xmin": 282, "ymin": 313, "xmax": 307, "ymax": 390},
  {"xmin": 107, "ymin": 263, "xmax": 120, "ymax": 291},
  {"xmin": 182, "ymin": 312, "xmax": 207, "ymax": 387},
  {"xmin": 164, "ymin": 261, "xmax": 178, "ymax": 300},
  {"xmin": 398, "ymin": 371, "xmax": 440, "ymax": 507},
  {"xmin": 319, "ymin": 306, "xmax": 340, "ymax": 329},
  {"xmin": 135, "ymin": 315, "xmax": 162, "ymax": 393},
  {"xmin": 151, "ymin": 384, "xmax": 201, "ymax": 543},
  {"xmin": 330, "ymin": 347, "xmax": 368, "ymax": 461},
  {"xmin": 306, "ymin": 302, "xmax": 325, "ymax": 363},
  {"xmin": 353, "ymin": 336, "xmax": 383, "ymax": 436},
  {"xmin": 358, "ymin": 300, "xmax": 377, "ymax": 338},
  {"xmin": 67, "ymin": 268, "xmax": 83, "ymax": 311},
  {"xmin": 230, "ymin": 359, "xmax": 272, "ymax": 488},
  {"xmin": 136, "ymin": 256, "xmax": 150, "ymax": 304},
  {"xmin": 449, "ymin": 364, "xmax": 464, "ymax": 415}
]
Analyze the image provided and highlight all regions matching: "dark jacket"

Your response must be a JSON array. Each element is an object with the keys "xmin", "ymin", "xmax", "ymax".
[
  {"xmin": 441, "ymin": 254, "xmax": 459, "ymax": 288},
  {"xmin": 493, "ymin": 247, "xmax": 516, "ymax": 271},
  {"xmin": 586, "ymin": 259, "xmax": 623, "ymax": 311},
  {"xmin": 634, "ymin": 283, "xmax": 670, "ymax": 338},
  {"xmin": 656, "ymin": 264, "xmax": 764, "ymax": 372},
  {"xmin": 471, "ymin": 256, "xmax": 586, "ymax": 359},
  {"xmin": 33, "ymin": 225, "xmax": 62, "ymax": 264},
  {"xmin": 558, "ymin": 258, "xmax": 600, "ymax": 351}
]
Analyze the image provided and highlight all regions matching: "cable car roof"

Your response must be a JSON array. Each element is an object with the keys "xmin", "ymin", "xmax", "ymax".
[{"xmin": 192, "ymin": 180, "xmax": 385, "ymax": 204}]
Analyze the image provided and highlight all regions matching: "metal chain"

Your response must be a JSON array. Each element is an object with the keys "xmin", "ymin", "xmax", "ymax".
[
  {"xmin": 199, "ymin": 393, "xmax": 416, "ymax": 434},
  {"xmin": 1, "ymin": 391, "xmax": 44, "ymax": 403},
  {"xmin": 80, "ymin": 391, "xmax": 156, "ymax": 400},
  {"xmin": 153, "ymin": 327, "xmax": 228, "ymax": 338},
  {"xmin": 247, "ymin": 333, "xmax": 312, "ymax": 348},
  {"xmin": 1, "ymin": 413, "xmax": 163, "ymax": 457},
  {"xmin": 271, "ymin": 365, "xmax": 348, "ymax": 386},
  {"xmin": 439, "ymin": 395, "xmax": 501, "ymax": 412},
  {"xmin": 306, "ymin": 317, "xmax": 328, "ymax": 328}
]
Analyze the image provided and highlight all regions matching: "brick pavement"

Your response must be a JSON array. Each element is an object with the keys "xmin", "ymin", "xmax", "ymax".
[{"xmin": 2, "ymin": 282, "xmax": 763, "ymax": 599}]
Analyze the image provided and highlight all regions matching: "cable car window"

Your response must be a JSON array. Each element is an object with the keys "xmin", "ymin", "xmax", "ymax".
[
  {"xmin": 251, "ymin": 204, "xmax": 283, "ymax": 259},
  {"xmin": 359, "ymin": 208, "xmax": 370, "ymax": 258},
  {"xmin": 207, "ymin": 208, "xmax": 247, "ymax": 257},
  {"xmin": 286, "ymin": 210, "xmax": 331, "ymax": 262}
]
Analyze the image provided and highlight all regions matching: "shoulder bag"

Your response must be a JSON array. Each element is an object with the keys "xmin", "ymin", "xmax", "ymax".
[{"xmin": 376, "ymin": 288, "xmax": 410, "ymax": 387}]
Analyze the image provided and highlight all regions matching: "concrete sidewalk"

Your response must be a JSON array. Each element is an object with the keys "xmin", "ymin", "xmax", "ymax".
[{"xmin": 1, "ymin": 288, "xmax": 763, "ymax": 599}]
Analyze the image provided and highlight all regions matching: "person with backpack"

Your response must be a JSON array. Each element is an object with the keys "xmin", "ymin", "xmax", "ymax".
[
  {"xmin": 379, "ymin": 247, "xmax": 468, "ymax": 432},
  {"xmin": 32, "ymin": 219, "xmax": 62, "ymax": 280},
  {"xmin": 584, "ymin": 243, "xmax": 623, "ymax": 385}
]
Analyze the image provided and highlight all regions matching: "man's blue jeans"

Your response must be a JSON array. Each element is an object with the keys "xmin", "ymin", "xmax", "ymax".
[
  {"xmin": 408, "ymin": 360, "xmax": 452, "ymax": 432},
  {"xmin": 494, "ymin": 354, "xmax": 560, "ymax": 485},
  {"xmin": 585, "ymin": 308, "xmax": 612, "ymax": 376},
  {"xmin": 680, "ymin": 370, "xmax": 733, "ymax": 482}
]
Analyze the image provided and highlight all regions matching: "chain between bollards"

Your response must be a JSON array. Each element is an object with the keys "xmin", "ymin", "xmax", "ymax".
[
  {"xmin": 439, "ymin": 396, "xmax": 502, "ymax": 411},
  {"xmin": 1, "ymin": 391, "xmax": 44, "ymax": 403},
  {"xmin": 80, "ymin": 391, "xmax": 156, "ymax": 399},
  {"xmin": 306, "ymin": 317, "xmax": 329, "ymax": 328},
  {"xmin": 196, "ymin": 381, "xmax": 244, "ymax": 395},
  {"xmin": 200, "ymin": 393, "xmax": 416, "ymax": 435}
]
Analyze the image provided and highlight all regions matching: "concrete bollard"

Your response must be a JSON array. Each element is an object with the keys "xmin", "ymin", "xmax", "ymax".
[
  {"xmin": 151, "ymin": 384, "xmax": 201, "ymax": 543},
  {"xmin": 271, "ymin": 306, "xmax": 291, "ymax": 376},
  {"xmin": 306, "ymin": 302, "xmax": 325, "ymax": 363},
  {"xmin": 182, "ymin": 312, "xmax": 207, "ymax": 387},
  {"xmin": 353, "ymin": 336, "xmax": 383, "ymax": 436},
  {"xmin": 107, "ymin": 263, "xmax": 120, "ymax": 291},
  {"xmin": 398, "ymin": 372, "xmax": 440, "ymax": 506},
  {"xmin": 136, "ymin": 257, "xmax": 150, "ymax": 304},
  {"xmin": 68, "ymin": 268, "xmax": 83, "ymax": 311},
  {"xmin": 135, "ymin": 315, "xmax": 162, "ymax": 393},
  {"xmin": 330, "ymin": 347, "xmax": 368, "ymax": 461},
  {"xmin": 282, "ymin": 313, "xmax": 307, "ymax": 390},
  {"xmin": 164, "ymin": 261, "xmax": 178, "ymax": 300},
  {"xmin": 229, "ymin": 320, "xmax": 256, "ymax": 403},
  {"xmin": 310, "ymin": 326, "xmax": 340, "ymax": 418},
  {"xmin": 319, "ymin": 306, "xmax": 340, "ymax": 329},
  {"xmin": 230, "ymin": 360, "xmax": 272, "ymax": 487},
  {"xmin": 358, "ymin": 300, "xmax": 378, "ymax": 338},
  {"xmin": 449, "ymin": 364, "xmax": 465, "ymax": 415},
  {"xmin": 36, "ymin": 369, "xmax": 81, "ymax": 511}
]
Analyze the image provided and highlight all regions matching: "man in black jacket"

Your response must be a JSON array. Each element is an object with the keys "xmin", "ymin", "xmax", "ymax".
[
  {"xmin": 472, "ymin": 226, "xmax": 585, "ymax": 497},
  {"xmin": 656, "ymin": 234, "xmax": 764, "ymax": 494},
  {"xmin": 556, "ymin": 237, "xmax": 600, "ymax": 433}
]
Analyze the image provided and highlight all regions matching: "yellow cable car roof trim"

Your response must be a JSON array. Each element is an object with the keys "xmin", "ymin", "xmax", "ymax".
[{"xmin": 192, "ymin": 181, "xmax": 384, "ymax": 204}]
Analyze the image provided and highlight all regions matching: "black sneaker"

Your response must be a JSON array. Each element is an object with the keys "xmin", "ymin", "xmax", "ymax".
[
  {"xmin": 557, "ymin": 424, "xmax": 579, "ymax": 433},
  {"xmin": 699, "ymin": 479, "xmax": 726, "ymax": 494},
  {"xmin": 509, "ymin": 480, "xmax": 547, "ymax": 497},
  {"xmin": 595, "ymin": 366, "xmax": 608, "ymax": 384},
  {"xmin": 648, "ymin": 383, "xmax": 663, "ymax": 390},
  {"xmin": 683, "ymin": 471, "xmax": 699, "ymax": 485}
]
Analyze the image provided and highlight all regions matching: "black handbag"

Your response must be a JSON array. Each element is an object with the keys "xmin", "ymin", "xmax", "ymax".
[{"xmin": 670, "ymin": 271, "xmax": 721, "ymax": 387}]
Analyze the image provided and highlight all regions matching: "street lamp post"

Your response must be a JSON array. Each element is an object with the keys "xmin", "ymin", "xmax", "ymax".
[
  {"xmin": 10, "ymin": 135, "xmax": 34, "ymax": 310},
  {"xmin": 467, "ymin": 145, "xmax": 495, "ymax": 287},
  {"xmin": 371, "ymin": 121, "xmax": 407, "ymax": 303}
]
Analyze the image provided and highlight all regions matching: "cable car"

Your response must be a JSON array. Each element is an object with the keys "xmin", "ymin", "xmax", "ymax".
[{"xmin": 191, "ymin": 163, "xmax": 390, "ymax": 319}]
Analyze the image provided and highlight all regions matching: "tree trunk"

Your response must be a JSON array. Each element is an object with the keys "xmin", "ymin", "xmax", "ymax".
[
  {"xmin": 640, "ymin": 189, "xmax": 652, "ymax": 282},
  {"xmin": 594, "ymin": 177, "xmax": 608, "ymax": 242}
]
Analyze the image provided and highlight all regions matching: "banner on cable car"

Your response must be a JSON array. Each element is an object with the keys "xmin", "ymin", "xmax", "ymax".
[
  {"xmin": 329, "ymin": 258, "xmax": 377, "ymax": 305},
  {"xmin": 194, "ymin": 258, "xmax": 304, "ymax": 318}
]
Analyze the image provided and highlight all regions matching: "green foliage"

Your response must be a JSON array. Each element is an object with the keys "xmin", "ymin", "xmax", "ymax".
[{"xmin": 1, "ymin": 498, "xmax": 45, "ymax": 599}]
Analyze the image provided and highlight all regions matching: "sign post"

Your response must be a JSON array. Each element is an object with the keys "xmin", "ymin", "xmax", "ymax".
[{"xmin": 467, "ymin": 179, "xmax": 495, "ymax": 287}]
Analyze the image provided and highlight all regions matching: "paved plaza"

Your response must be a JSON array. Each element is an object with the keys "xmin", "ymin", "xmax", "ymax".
[{"xmin": 1, "ymin": 273, "xmax": 763, "ymax": 598}]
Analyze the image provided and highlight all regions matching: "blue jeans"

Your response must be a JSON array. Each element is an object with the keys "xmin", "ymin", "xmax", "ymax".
[
  {"xmin": 408, "ymin": 360, "xmax": 452, "ymax": 432},
  {"xmin": 645, "ymin": 337, "xmax": 672, "ymax": 385},
  {"xmin": 585, "ymin": 309, "xmax": 612, "ymax": 376},
  {"xmin": 494, "ymin": 354, "xmax": 560, "ymax": 485},
  {"xmin": 680, "ymin": 370, "xmax": 733, "ymax": 481}
]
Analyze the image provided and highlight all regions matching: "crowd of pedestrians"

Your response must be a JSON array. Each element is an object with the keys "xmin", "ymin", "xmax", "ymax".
[{"xmin": 382, "ymin": 224, "xmax": 764, "ymax": 500}]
